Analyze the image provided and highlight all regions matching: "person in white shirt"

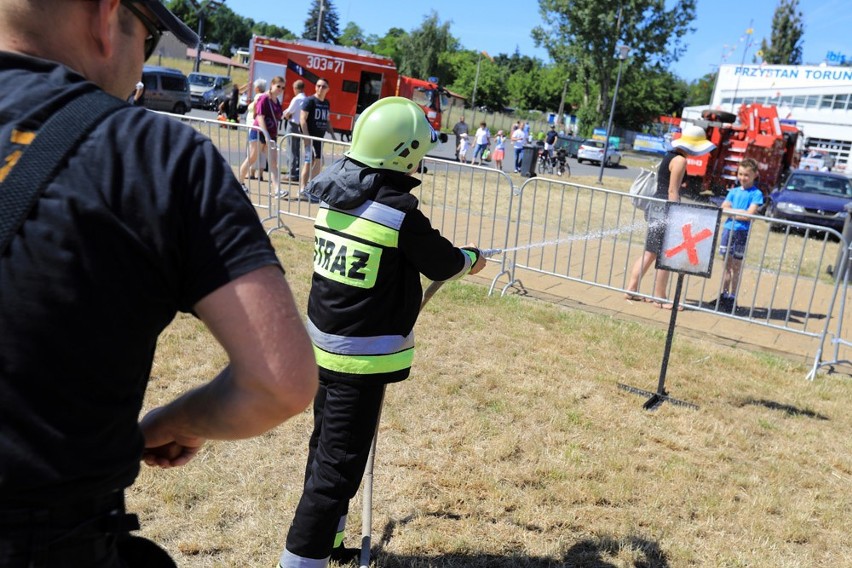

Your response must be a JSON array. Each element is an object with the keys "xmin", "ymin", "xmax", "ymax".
[
  {"xmin": 283, "ymin": 80, "xmax": 305, "ymax": 182},
  {"xmin": 471, "ymin": 121, "xmax": 491, "ymax": 166},
  {"xmin": 511, "ymin": 123, "xmax": 526, "ymax": 173},
  {"xmin": 457, "ymin": 132, "xmax": 470, "ymax": 164}
]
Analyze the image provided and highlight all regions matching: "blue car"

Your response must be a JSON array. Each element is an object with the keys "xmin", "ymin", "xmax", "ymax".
[{"xmin": 765, "ymin": 170, "xmax": 852, "ymax": 233}]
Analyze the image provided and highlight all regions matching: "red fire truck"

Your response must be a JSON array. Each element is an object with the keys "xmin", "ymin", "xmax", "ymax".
[
  {"xmin": 247, "ymin": 36, "xmax": 444, "ymax": 137},
  {"xmin": 675, "ymin": 104, "xmax": 801, "ymax": 198}
]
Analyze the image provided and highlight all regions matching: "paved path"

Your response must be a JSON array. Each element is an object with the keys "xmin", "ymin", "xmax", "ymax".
[{"xmin": 464, "ymin": 261, "xmax": 831, "ymax": 371}]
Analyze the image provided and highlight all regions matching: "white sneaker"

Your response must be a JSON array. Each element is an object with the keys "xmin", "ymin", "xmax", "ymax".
[{"xmin": 275, "ymin": 189, "xmax": 289, "ymax": 198}]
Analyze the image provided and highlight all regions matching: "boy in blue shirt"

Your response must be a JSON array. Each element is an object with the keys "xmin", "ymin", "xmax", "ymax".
[{"xmin": 717, "ymin": 158, "xmax": 763, "ymax": 311}]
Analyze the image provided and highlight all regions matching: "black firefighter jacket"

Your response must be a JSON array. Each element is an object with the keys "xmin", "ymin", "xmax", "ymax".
[{"xmin": 304, "ymin": 158, "xmax": 479, "ymax": 384}]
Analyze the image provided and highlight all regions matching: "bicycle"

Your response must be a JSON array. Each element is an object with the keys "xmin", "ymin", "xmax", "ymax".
[
  {"xmin": 537, "ymin": 149, "xmax": 555, "ymax": 175},
  {"xmin": 554, "ymin": 149, "xmax": 570, "ymax": 177}
]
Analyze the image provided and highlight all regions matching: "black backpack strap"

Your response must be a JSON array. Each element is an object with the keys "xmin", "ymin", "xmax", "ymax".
[{"xmin": 0, "ymin": 89, "xmax": 127, "ymax": 254}]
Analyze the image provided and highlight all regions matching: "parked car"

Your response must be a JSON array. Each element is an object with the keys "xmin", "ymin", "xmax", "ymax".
[
  {"xmin": 139, "ymin": 66, "xmax": 190, "ymax": 115},
  {"xmin": 555, "ymin": 134, "xmax": 584, "ymax": 158},
  {"xmin": 765, "ymin": 169, "xmax": 852, "ymax": 232},
  {"xmin": 188, "ymin": 72, "xmax": 232, "ymax": 110},
  {"xmin": 576, "ymin": 139, "xmax": 622, "ymax": 166}
]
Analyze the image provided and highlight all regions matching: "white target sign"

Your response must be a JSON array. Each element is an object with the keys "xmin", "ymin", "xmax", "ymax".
[{"xmin": 655, "ymin": 202, "xmax": 722, "ymax": 278}]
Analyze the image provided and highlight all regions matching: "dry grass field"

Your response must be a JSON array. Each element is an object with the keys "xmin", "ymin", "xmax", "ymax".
[{"xmin": 131, "ymin": 233, "xmax": 852, "ymax": 568}]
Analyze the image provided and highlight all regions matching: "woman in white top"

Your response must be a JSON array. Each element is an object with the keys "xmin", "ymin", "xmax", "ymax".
[{"xmin": 471, "ymin": 122, "xmax": 491, "ymax": 166}]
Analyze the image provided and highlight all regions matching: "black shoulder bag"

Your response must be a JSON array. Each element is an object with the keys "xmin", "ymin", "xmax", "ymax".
[{"xmin": 0, "ymin": 88, "xmax": 126, "ymax": 255}]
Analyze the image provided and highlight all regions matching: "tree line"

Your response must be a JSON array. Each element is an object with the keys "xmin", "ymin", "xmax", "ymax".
[{"xmin": 167, "ymin": 0, "xmax": 808, "ymax": 137}]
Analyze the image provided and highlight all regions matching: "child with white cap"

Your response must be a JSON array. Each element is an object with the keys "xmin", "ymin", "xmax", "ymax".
[{"xmin": 457, "ymin": 131, "xmax": 470, "ymax": 164}]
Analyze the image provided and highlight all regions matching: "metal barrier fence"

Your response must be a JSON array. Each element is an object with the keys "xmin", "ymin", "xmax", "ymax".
[
  {"xmin": 505, "ymin": 176, "xmax": 852, "ymax": 377},
  {"xmin": 165, "ymin": 112, "xmax": 351, "ymax": 235},
  {"xmin": 414, "ymin": 157, "xmax": 517, "ymax": 287},
  {"xmin": 169, "ymin": 111, "xmax": 852, "ymax": 378},
  {"xmin": 810, "ymin": 242, "xmax": 852, "ymax": 378}
]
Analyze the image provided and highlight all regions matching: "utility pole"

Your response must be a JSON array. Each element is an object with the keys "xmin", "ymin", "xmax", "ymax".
[
  {"xmin": 471, "ymin": 51, "xmax": 482, "ymax": 109},
  {"xmin": 470, "ymin": 50, "xmax": 492, "ymax": 125},
  {"xmin": 597, "ymin": 4, "xmax": 626, "ymax": 183},
  {"xmin": 597, "ymin": 45, "xmax": 630, "ymax": 183},
  {"xmin": 316, "ymin": 0, "xmax": 325, "ymax": 42},
  {"xmin": 556, "ymin": 78, "xmax": 569, "ymax": 130},
  {"xmin": 470, "ymin": 51, "xmax": 482, "ymax": 125},
  {"xmin": 189, "ymin": 0, "xmax": 222, "ymax": 73}
]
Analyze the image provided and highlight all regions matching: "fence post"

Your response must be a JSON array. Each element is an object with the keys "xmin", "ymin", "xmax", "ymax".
[{"xmin": 833, "ymin": 202, "xmax": 852, "ymax": 282}]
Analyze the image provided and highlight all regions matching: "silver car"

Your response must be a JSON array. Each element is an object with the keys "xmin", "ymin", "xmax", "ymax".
[
  {"xmin": 188, "ymin": 72, "xmax": 232, "ymax": 110},
  {"xmin": 576, "ymin": 139, "xmax": 622, "ymax": 167},
  {"xmin": 140, "ymin": 66, "xmax": 191, "ymax": 115}
]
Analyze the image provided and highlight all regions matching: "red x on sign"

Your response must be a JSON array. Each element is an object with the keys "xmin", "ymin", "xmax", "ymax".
[{"xmin": 664, "ymin": 223, "xmax": 712, "ymax": 265}]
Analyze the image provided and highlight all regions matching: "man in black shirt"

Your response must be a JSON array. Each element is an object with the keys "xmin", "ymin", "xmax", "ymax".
[
  {"xmin": 299, "ymin": 78, "xmax": 335, "ymax": 199},
  {"xmin": 544, "ymin": 124, "xmax": 558, "ymax": 162},
  {"xmin": 0, "ymin": 1, "xmax": 318, "ymax": 565}
]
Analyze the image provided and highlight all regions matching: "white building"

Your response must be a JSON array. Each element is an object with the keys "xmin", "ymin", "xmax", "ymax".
[{"xmin": 686, "ymin": 63, "xmax": 852, "ymax": 173}]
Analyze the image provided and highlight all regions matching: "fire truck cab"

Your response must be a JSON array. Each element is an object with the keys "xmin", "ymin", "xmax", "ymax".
[{"xmin": 247, "ymin": 36, "xmax": 444, "ymax": 138}]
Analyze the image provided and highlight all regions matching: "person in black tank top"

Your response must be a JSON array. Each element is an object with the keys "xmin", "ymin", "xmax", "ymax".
[{"xmin": 624, "ymin": 125, "xmax": 715, "ymax": 310}]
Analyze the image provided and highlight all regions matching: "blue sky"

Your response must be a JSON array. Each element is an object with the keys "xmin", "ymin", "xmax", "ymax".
[{"xmin": 224, "ymin": 0, "xmax": 849, "ymax": 82}]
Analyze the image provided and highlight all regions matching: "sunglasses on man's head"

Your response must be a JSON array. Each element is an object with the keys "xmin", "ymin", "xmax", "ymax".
[{"xmin": 121, "ymin": 0, "xmax": 163, "ymax": 60}]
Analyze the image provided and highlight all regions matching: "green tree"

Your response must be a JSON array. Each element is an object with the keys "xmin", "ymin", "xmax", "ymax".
[
  {"xmin": 303, "ymin": 0, "xmax": 340, "ymax": 44},
  {"xmin": 207, "ymin": 5, "xmax": 251, "ymax": 52},
  {"xmin": 396, "ymin": 11, "xmax": 459, "ymax": 80},
  {"xmin": 533, "ymin": 0, "xmax": 696, "ymax": 127},
  {"xmin": 505, "ymin": 62, "xmax": 548, "ymax": 110},
  {"xmin": 370, "ymin": 27, "xmax": 407, "ymax": 62},
  {"xmin": 494, "ymin": 49, "xmax": 540, "ymax": 76},
  {"xmin": 685, "ymin": 71, "xmax": 716, "ymax": 107},
  {"xmin": 338, "ymin": 22, "xmax": 367, "ymax": 48},
  {"xmin": 252, "ymin": 22, "xmax": 296, "ymax": 41},
  {"xmin": 614, "ymin": 65, "xmax": 689, "ymax": 130},
  {"xmin": 757, "ymin": 0, "xmax": 804, "ymax": 65},
  {"xmin": 166, "ymin": 1, "xmax": 252, "ymax": 53},
  {"xmin": 444, "ymin": 50, "xmax": 509, "ymax": 111},
  {"xmin": 166, "ymin": 0, "xmax": 202, "ymax": 41}
]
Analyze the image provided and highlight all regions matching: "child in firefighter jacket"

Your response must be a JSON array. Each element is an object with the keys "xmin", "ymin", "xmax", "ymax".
[{"xmin": 278, "ymin": 97, "xmax": 486, "ymax": 568}]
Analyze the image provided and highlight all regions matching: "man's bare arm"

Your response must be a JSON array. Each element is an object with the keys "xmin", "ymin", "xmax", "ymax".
[{"xmin": 140, "ymin": 266, "xmax": 318, "ymax": 468}]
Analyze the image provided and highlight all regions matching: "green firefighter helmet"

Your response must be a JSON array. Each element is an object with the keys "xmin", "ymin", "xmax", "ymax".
[{"xmin": 345, "ymin": 97, "xmax": 441, "ymax": 173}]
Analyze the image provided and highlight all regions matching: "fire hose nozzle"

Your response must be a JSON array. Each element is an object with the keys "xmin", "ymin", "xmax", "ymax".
[{"xmin": 479, "ymin": 248, "xmax": 503, "ymax": 258}]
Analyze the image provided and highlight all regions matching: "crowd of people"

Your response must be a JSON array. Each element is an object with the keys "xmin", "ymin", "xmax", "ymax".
[
  {"xmin": 453, "ymin": 115, "xmax": 575, "ymax": 174},
  {"xmin": 235, "ymin": 75, "xmax": 333, "ymax": 201},
  {"xmin": 126, "ymin": 65, "xmax": 335, "ymax": 202}
]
